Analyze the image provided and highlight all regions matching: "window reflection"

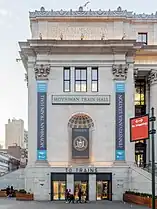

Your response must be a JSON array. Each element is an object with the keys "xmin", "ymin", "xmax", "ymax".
[
  {"xmin": 134, "ymin": 81, "xmax": 145, "ymax": 106},
  {"xmin": 75, "ymin": 68, "xmax": 87, "ymax": 92},
  {"xmin": 63, "ymin": 68, "xmax": 71, "ymax": 92},
  {"xmin": 91, "ymin": 67, "xmax": 98, "ymax": 92}
]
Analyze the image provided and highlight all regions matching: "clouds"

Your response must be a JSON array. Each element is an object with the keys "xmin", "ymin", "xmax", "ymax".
[{"xmin": 0, "ymin": 8, "xmax": 11, "ymax": 17}]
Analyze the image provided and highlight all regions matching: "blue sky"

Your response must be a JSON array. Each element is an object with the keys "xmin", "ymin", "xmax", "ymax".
[{"xmin": 0, "ymin": 0, "xmax": 157, "ymax": 146}]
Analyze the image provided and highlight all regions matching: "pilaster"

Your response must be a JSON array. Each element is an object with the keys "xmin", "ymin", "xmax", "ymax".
[
  {"xmin": 27, "ymin": 62, "xmax": 37, "ymax": 166},
  {"xmin": 35, "ymin": 64, "xmax": 50, "ymax": 165}
]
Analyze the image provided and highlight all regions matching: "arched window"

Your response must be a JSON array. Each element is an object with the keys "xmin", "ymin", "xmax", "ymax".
[{"xmin": 68, "ymin": 113, "xmax": 94, "ymax": 129}]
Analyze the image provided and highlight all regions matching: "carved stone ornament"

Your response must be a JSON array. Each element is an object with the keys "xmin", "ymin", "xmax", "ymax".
[
  {"xmin": 34, "ymin": 64, "xmax": 50, "ymax": 80},
  {"xmin": 24, "ymin": 73, "xmax": 28, "ymax": 87},
  {"xmin": 134, "ymin": 68, "xmax": 138, "ymax": 80},
  {"xmin": 148, "ymin": 69, "xmax": 157, "ymax": 85},
  {"xmin": 29, "ymin": 7, "xmax": 157, "ymax": 20},
  {"xmin": 112, "ymin": 64, "xmax": 129, "ymax": 80}
]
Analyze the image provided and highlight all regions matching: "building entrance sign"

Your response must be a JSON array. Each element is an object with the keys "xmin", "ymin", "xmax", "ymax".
[
  {"xmin": 52, "ymin": 95, "xmax": 110, "ymax": 105},
  {"xmin": 65, "ymin": 167, "xmax": 97, "ymax": 173},
  {"xmin": 130, "ymin": 115, "xmax": 149, "ymax": 142}
]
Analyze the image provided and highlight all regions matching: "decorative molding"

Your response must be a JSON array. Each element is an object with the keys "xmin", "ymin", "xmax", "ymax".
[
  {"xmin": 112, "ymin": 64, "xmax": 129, "ymax": 80},
  {"xmin": 148, "ymin": 69, "xmax": 157, "ymax": 85},
  {"xmin": 134, "ymin": 68, "xmax": 138, "ymax": 80},
  {"xmin": 30, "ymin": 6, "xmax": 157, "ymax": 20},
  {"xmin": 34, "ymin": 64, "xmax": 50, "ymax": 80}
]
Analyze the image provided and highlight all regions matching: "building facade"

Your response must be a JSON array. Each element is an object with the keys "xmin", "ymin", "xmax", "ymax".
[
  {"xmin": 19, "ymin": 6, "xmax": 157, "ymax": 201},
  {"xmin": 0, "ymin": 152, "xmax": 20, "ymax": 176},
  {"xmin": 5, "ymin": 119, "xmax": 25, "ymax": 149}
]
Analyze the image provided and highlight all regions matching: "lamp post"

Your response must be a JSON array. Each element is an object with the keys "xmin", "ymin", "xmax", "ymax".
[{"xmin": 149, "ymin": 107, "xmax": 156, "ymax": 209}]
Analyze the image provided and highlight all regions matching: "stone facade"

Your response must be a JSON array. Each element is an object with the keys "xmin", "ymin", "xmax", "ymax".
[
  {"xmin": 19, "ymin": 7, "xmax": 157, "ymax": 201},
  {"xmin": 30, "ymin": 6, "xmax": 157, "ymax": 44}
]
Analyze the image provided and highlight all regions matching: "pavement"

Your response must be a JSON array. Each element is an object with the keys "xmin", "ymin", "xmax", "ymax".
[{"xmin": 0, "ymin": 198, "xmax": 149, "ymax": 209}]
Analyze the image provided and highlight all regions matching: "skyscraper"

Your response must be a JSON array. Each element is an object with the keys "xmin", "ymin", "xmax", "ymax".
[{"xmin": 5, "ymin": 119, "xmax": 25, "ymax": 148}]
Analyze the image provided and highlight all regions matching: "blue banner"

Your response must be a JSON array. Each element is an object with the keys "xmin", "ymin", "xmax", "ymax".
[
  {"xmin": 37, "ymin": 81, "xmax": 47, "ymax": 161},
  {"xmin": 115, "ymin": 82, "xmax": 125, "ymax": 161}
]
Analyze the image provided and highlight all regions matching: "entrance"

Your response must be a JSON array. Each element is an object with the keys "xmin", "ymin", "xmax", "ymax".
[
  {"xmin": 74, "ymin": 181, "xmax": 88, "ymax": 200},
  {"xmin": 74, "ymin": 173, "xmax": 89, "ymax": 201},
  {"xmin": 51, "ymin": 173, "xmax": 66, "ymax": 201},
  {"xmin": 135, "ymin": 142, "xmax": 146, "ymax": 167},
  {"xmin": 96, "ymin": 173, "xmax": 112, "ymax": 201},
  {"xmin": 96, "ymin": 181, "xmax": 109, "ymax": 200},
  {"xmin": 53, "ymin": 181, "xmax": 66, "ymax": 200}
]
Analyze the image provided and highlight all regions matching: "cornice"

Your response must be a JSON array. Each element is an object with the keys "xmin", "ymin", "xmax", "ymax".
[
  {"xmin": 29, "ymin": 6, "xmax": 157, "ymax": 21},
  {"xmin": 19, "ymin": 39, "xmax": 138, "ymax": 55}
]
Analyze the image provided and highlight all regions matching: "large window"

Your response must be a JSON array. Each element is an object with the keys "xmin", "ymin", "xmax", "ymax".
[
  {"xmin": 63, "ymin": 67, "xmax": 71, "ymax": 92},
  {"xmin": 91, "ymin": 67, "xmax": 98, "ymax": 92},
  {"xmin": 137, "ymin": 33, "xmax": 148, "ymax": 45},
  {"xmin": 75, "ymin": 68, "xmax": 87, "ymax": 92},
  {"xmin": 134, "ymin": 80, "xmax": 145, "ymax": 105}
]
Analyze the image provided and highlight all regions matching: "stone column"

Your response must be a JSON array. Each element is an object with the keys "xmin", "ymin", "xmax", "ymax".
[
  {"xmin": 34, "ymin": 64, "xmax": 50, "ymax": 164},
  {"xmin": 112, "ymin": 64, "xmax": 128, "ymax": 162},
  {"xmin": 148, "ymin": 70, "xmax": 157, "ymax": 162}
]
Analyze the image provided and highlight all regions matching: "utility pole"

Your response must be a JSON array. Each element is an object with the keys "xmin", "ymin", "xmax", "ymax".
[{"xmin": 149, "ymin": 107, "xmax": 156, "ymax": 209}]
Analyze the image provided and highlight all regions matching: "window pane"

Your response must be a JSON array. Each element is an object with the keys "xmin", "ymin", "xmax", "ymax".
[
  {"xmin": 142, "ymin": 35, "xmax": 147, "ymax": 43},
  {"xmin": 135, "ymin": 87, "xmax": 140, "ymax": 94},
  {"xmin": 141, "ymin": 101, "xmax": 145, "ymax": 105},
  {"xmin": 135, "ymin": 93, "xmax": 140, "ymax": 101},
  {"xmin": 81, "ymin": 70, "xmax": 87, "ymax": 80},
  {"xmin": 92, "ymin": 81, "xmax": 98, "ymax": 92},
  {"xmin": 80, "ymin": 81, "xmax": 87, "ymax": 92},
  {"xmin": 140, "ymin": 93, "xmax": 144, "ymax": 101},
  {"xmin": 135, "ymin": 101, "xmax": 141, "ymax": 105},
  {"xmin": 75, "ymin": 70, "xmax": 80, "ymax": 80},
  {"xmin": 92, "ymin": 69, "xmax": 98, "ymax": 80},
  {"xmin": 137, "ymin": 34, "xmax": 142, "ymax": 42},
  {"xmin": 64, "ymin": 69, "xmax": 70, "ymax": 80},
  {"xmin": 137, "ymin": 33, "xmax": 147, "ymax": 44},
  {"xmin": 75, "ymin": 81, "xmax": 81, "ymax": 92},
  {"xmin": 64, "ymin": 81, "xmax": 70, "ymax": 92}
]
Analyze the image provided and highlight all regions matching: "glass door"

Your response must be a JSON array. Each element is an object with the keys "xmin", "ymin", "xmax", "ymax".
[
  {"xmin": 135, "ymin": 153, "xmax": 144, "ymax": 167},
  {"xmin": 60, "ymin": 181, "xmax": 66, "ymax": 200},
  {"xmin": 53, "ymin": 181, "xmax": 59, "ymax": 200},
  {"xmin": 74, "ymin": 181, "xmax": 88, "ymax": 201},
  {"xmin": 96, "ymin": 181, "xmax": 109, "ymax": 200},
  {"xmin": 52, "ymin": 181, "xmax": 66, "ymax": 200}
]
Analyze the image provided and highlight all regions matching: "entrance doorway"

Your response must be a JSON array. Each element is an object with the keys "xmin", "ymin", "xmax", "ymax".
[
  {"xmin": 74, "ymin": 181, "xmax": 88, "ymax": 200},
  {"xmin": 96, "ymin": 181, "xmax": 109, "ymax": 200},
  {"xmin": 51, "ymin": 173, "xmax": 66, "ymax": 201},
  {"xmin": 74, "ymin": 173, "xmax": 89, "ymax": 201},
  {"xmin": 53, "ymin": 181, "xmax": 66, "ymax": 200},
  {"xmin": 96, "ymin": 173, "xmax": 112, "ymax": 201},
  {"xmin": 135, "ymin": 142, "xmax": 146, "ymax": 167}
]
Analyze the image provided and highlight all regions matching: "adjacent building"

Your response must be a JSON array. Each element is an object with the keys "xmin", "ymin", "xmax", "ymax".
[
  {"xmin": 5, "ymin": 119, "xmax": 25, "ymax": 149},
  {"xmin": 19, "ymin": 6, "xmax": 157, "ymax": 201},
  {"xmin": 0, "ymin": 152, "xmax": 20, "ymax": 176}
]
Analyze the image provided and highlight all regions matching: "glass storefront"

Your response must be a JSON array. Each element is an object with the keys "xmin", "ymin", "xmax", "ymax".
[
  {"xmin": 96, "ymin": 173, "xmax": 112, "ymax": 201},
  {"xmin": 96, "ymin": 181, "xmax": 109, "ymax": 200},
  {"xmin": 51, "ymin": 173, "xmax": 66, "ymax": 201},
  {"xmin": 74, "ymin": 173, "xmax": 89, "ymax": 201},
  {"xmin": 51, "ymin": 172, "xmax": 112, "ymax": 201},
  {"xmin": 53, "ymin": 181, "xmax": 66, "ymax": 200},
  {"xmin": 74, "ymin": 181, "xmax": 88, "ymax": 201}
]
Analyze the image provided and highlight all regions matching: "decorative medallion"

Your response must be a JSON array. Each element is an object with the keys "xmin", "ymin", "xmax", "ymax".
[{"xmin": 73, "ymin": 136, "xmax": 88, "ymax": 152}]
